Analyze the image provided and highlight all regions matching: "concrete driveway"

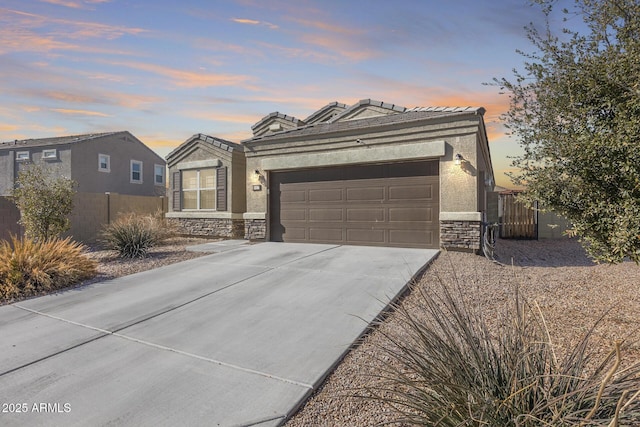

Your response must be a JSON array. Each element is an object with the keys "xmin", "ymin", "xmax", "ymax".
[{"xmin": 0, "ymin": 242, "xmax": 438, "ymax": 427}]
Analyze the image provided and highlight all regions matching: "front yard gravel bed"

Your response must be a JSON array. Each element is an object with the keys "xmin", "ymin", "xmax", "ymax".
[{"xmin": 286, "ymin": 238, "xmax": 640, "ymax": 426}]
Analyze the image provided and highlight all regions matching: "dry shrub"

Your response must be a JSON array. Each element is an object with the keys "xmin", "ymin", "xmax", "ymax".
[
  {"xmin": 365, "ymin": 272, "xmax": 640, "ymax": 426},
  {"xmin": 0, "ymin": 236, "xmax": 97, "ymax": 303},
  {"xmin": 101, "ymin": 211, "xmax": 173, "ymax": 258}
]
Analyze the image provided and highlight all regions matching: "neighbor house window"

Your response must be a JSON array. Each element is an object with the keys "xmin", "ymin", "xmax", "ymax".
[
  {"xmin": 130, "ymin": 160, "xmax": 143, "ymax": 183},
  {"xmin": 182, "ymin": 169, "xmax": 215, "ymax": 210},
  {"xmin": 154, "ymin": 164, "xmax": 165, "ymax": 186},
  {"xmin": 42, "ymin": 149, "xmax": 57, "ymax": 160},
  {"xmin": 98, "ymin": 154, "xmax": 110, "ymax": 172},
  {"xmin": 16, "ymin": 151, "xmax": 29, "ymax": 161}
]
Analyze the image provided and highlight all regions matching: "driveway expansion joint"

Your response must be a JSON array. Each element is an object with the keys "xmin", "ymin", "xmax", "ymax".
[{"xmin": 11, "ymin": 304, "xmax": 313, "ymax": 390}]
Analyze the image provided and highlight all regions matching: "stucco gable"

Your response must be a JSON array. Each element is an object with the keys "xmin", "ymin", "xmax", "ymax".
[
  {"xmin": 304, "ymin": 102, "xmax": 348, "ymax": 125},
  {"xmin": 328, "ymin": 99, "xmax": 406, "ymax": 123},
  {"xmin": 166, "ymin": 133, "xmax": 242, "ymax": 167},
  {"xmin": 251, "ymin": 112, "xmax": 305, "ymax": 137}
]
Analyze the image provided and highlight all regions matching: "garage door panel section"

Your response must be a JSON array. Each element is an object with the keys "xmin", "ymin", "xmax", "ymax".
[
  {"xmin": 281, "ymin": 189, "xmax": 306, "ymax": 203},
  {"xmin": 389, "ymin": 207, "xmax": 434, "ymax": 223},
  {"xmin": 309, "ymin": 208, "xmax": 343, "ymax": 222},
  {"xmin": 347, "ymin": 208, "xmax": 384, "ymax": 222},
  {"xmin": 347, "ymin": 228, "xmax": 385, "ymax": 243},
  {"xmin": 270, "ymin": 161, "xmax": 439, "ymax": 248},
  {"xmin": 389, "ymin": 184, "xmax": 434, "ymax": 201},
  {"xmin": 346, "ymin": 187, "xmax": 385, "ymax": 202},
  {"xmin": 309, "ymin": 227, "xmax": 343, "ymax": 241},
  {"xmin": 390, "ymin": 230, "xmax": 435, "ymax": 246},
  {"xmin": 309, "ymin": 188, "xmax": 343, "ymax": 202}
]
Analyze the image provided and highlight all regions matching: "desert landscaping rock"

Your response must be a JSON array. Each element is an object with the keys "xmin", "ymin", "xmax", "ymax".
[{"xmin": 285, "ymin": 238, "xmax": 640, "ymax": 426}]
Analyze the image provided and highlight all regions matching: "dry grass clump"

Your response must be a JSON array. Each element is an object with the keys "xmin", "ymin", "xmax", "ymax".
[
  {"xmin": 363, "ymin": 272, "xmax": 640, "ymax": 426},
  {"xmin": 100, "ymin": 211, "xmax": 175, "ymax": 258},
  {"xmin": 0, "ymin": 236, "xmax": 97, "ymax": 303}
]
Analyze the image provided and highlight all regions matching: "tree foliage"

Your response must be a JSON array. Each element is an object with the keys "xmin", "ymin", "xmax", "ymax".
[
  {"xmin": 495, "ymin": 0, "xmax": 640, "ymax": 263},
  {"xmin": 11, "ymin": 163, "xmax": 76, "ymax": 241}
]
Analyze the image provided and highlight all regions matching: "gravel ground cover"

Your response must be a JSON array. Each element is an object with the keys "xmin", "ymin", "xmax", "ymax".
[
  {"xmin": 285, "ymin": 238, "xmax": 640, "ymax": 426},
  {"xmin": 80, "ymin": 236, "xmax": 219, "ymax": 286}
]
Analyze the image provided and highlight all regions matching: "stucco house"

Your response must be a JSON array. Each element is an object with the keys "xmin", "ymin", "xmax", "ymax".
[
  {"xmin": 0, "ymin": 131, "xmax": 166, "ymax": 197},
  {"xmin": 166, "ymin": 99, "xmax": 494, "ymax": 251}
]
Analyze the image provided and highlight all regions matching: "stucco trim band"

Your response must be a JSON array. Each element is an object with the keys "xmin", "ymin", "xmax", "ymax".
[
  {"xmin": 166, "ymin": 212, "xmax": 244, "ymax": 219},
  {"xmin": 243, "ymin": 212, "xmax": 266, "ymax": 220},
  {"xmin": 440, "ymin": 211, "xmax": 482, "ymax": 221},
  {"xmin": 260, "ymin": 140, "xmax": 445, "ymax": 171}
]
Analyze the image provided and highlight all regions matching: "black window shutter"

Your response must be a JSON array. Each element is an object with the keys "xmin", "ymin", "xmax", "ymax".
[
  {"xmin": 216, "ymin": 167, "xmax": 227, "ymax": 211},
  {"xmin": 172, "ymin": 171, "xmax": 181, "ymax": 211}
]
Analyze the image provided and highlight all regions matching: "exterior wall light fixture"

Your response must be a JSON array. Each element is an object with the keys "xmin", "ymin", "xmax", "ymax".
[{"xmin": 454, "ymin": 153, "xmax": 463, "ymax": 166}]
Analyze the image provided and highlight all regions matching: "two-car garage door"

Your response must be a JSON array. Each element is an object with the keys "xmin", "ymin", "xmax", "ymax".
[{"xmin": 269, "ymin": 161, "xmax": 439, "ymax": 249}]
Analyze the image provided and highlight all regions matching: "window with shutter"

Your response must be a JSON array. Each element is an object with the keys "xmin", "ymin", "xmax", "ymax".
[
  {"xmin": 216, "ymin": 167, "xmax": 227, "ymax": 211},
  {"xmin": 172, "ymin": 171, "xmax": 181, "ymax": 211}
]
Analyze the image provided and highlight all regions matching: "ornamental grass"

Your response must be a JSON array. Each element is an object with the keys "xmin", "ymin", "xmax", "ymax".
[
  {"xmin": 364, "ymin": 270, "xmax": 640, "ymax": 426},
  {"xmin": 0, "ymin": 236, "xmax": 97, "ymax": 303}
]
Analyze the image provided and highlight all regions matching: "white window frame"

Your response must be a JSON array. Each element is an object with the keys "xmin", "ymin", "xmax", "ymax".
[
  {"xmin": 154, "ymin": 164, "xmax": 165, "ymax": 186},
  {"xmin": 42, "ymin": 148, "xmax": 57, "ymax": 160},
  {"xmin": 182, "ymin": 168, "xmax": 216, "ymax": 210},
  {"xmin": 130, "ymin": 160, "xmax": 143, "ymax": 184},
  {"xmin": 98, "ymin": 154, "xmax": 111, "ymax": 172},
  {"xmin": 16, "ymin": 151, "xmax": 29, "ymax": 161}
]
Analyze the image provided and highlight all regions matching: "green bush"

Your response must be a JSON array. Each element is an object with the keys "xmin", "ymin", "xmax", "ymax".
[
  {"xmin": 100, "ymin": 212, "xmax": 171, "ymax": 258},
  {"xmin": 366, "ymin": 277, "xmax": 640, "ymax": 426},
  {"xmin": 0, "ymin": 236, "xmax": 97, "ymax": 303},
  {"xmin": 11, "ymin": 163, "xmax": 76, "ymax": 241}
]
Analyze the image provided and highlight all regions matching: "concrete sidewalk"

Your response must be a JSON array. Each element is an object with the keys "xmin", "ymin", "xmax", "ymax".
[{"xmin": 0, "ymin": 242, "xmax": 438, "ymax": 426}]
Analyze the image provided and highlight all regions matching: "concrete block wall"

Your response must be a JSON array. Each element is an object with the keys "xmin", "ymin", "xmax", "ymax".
[
  {"xmin": 0, "ymin": 196, "xmax": 22, "ymax": 241},
  {"xmin": 1, "ymin": 192, "xmax": 167, "ymax": 243},
  {"xmin": 67, "ymin": 192, "xmax": 109, "ymax": 243}
]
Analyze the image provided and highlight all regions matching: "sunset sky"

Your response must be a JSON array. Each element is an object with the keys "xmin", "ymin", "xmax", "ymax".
[{"xmin": 0, "ymin": 0, "xmax": 581, "ymax": 188}]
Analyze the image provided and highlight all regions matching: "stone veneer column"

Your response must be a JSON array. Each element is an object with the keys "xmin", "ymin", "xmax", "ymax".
[
  {"xmin": 244, "ymin": 219, "xmax": 266, "ymax": 240},
  {"xmin": 439, "ymin": 212, "xmax": 483, "ymax": 252}
]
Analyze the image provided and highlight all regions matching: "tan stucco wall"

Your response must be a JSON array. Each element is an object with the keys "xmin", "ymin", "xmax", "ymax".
[
  {"xmin": 438, "ymin": 133, "xmax": 479, "ymax": 215},
  {"xmin": 243, "ymin": 115, "xmax": 491, "ymax": 222}
]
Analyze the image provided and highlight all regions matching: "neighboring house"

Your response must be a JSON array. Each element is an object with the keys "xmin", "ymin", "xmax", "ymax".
[
  {"xmin": 0, "ymin": 131, "xmax": 166, "ymax": 197},
  {"xmin": 167, "ymin": 99, "xmax": 495, "ymax": 251}
]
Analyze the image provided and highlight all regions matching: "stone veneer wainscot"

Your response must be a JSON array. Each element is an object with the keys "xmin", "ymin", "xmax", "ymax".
[
  {"xmin": 168, "ymin": 217, "xmax": 244, "ymax": 239},
  {"xmin": 440, "ymin": 220, "xmax": 481, "ymax": 251}
]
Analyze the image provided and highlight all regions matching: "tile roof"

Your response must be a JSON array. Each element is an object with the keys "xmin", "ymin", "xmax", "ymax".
[
  {"xmin": 195, "ymin": 133, "xmax": 243, "ymax": 152},
  {"xmin": 406, "ymin": 106, "xmax": 484, "ymax": 113},
  {"xmin": 166, "ymin": 133, "xmax": 243, "ymax": 162},
  {"xmin": 0, "ymin": 131, "xmax": 122, "ymax": 150},
  {"xmin": 327, "ymin": 99, "xmax": 406, "ymax": 123},
  {"xmin": 304, "ymin": 101, "xmax": 348, "ymax": 124},
  {"xmin": 244, "ymin": 106, "xmax": 485, "ymax": 143},
  {"xmin": 250, "ymin": 112, "xmax": 306, "ymax": 132}
]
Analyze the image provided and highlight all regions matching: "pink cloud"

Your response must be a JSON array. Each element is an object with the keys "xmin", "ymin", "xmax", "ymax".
[
  {"xmin": 51, "ymin": 108, "xmax": 110, "ymax": 117},
  {"xmin": 0, "ymin": 8, "xmax": 147, "ymax": 50},
  {"xmin": 0, "ymin": 124, "xmax": 19, "ymax": 132},
  {"xmin": 108, "ymin": 60, "xmax": 254, "ymax": 89},
  {"xmin": 39, "ymin": 0, "xmax": 111, "ymax": 8},
  {"xmin": 231, "ymin": 17, "xmax": 278, "ymax": 29}
]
